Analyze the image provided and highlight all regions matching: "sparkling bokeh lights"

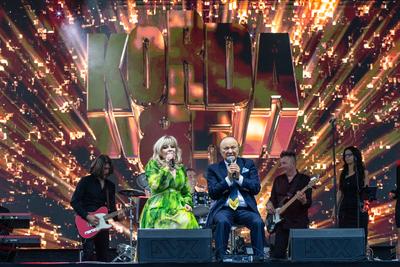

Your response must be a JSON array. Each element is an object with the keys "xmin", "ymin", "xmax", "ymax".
[{"xmin": 0, "ymin": 0, "xmax": 399, "ymax": 248}]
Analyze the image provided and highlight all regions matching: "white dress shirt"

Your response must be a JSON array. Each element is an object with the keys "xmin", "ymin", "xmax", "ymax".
[{"xmin": 224, "ymin": 160, "xmax": 247, "ymax": 207}]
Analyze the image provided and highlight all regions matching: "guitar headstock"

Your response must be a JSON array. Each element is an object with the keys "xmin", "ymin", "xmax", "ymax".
[{"xmin": 307, "ymin": 175, "xmax": 320, "ymax": 188}]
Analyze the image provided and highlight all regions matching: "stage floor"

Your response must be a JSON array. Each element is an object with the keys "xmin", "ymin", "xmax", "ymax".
[
  {"xmin": 1, "ymin": 248, "xmax": 397, "ymax": 266},
  {"xmin": 1, "ymin": 260, "xmax": 400, "ymax": 267}
]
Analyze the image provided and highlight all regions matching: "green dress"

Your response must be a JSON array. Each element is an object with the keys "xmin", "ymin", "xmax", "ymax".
[{"xmin": 139, "ymin": 159, "xmax": 199, "ymax": 229}]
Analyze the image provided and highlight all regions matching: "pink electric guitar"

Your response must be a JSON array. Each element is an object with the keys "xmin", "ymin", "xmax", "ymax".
[{"xmin": 75, "ymin": 206, "xmax": 130, "ymax": 239}]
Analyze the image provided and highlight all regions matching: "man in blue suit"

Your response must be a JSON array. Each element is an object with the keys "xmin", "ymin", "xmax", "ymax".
[{"xmin": 206, "ymin": 136, "xmax": 265, "ymax": 261}]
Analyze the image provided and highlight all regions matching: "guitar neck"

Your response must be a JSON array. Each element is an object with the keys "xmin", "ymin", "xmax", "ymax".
[
  {"xmin": 278, "ymin": 185, "xmax": 310, "ymax": 215},
  {"xmin": 103, "ymin": 207, "xmax": 128, "ymax": 220},
  {"xmin": 103, "ymin": 211, "xmax": 118, "ymax": 220}
]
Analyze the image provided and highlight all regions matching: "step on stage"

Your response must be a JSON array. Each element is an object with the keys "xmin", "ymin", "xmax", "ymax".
[
  {"xmin": 2, "ymin": 246, "xmax": 398, "ymax": 267},
  {"xmin": 1, "ymin": 259, "xmax": 400, "ymax": 267}
]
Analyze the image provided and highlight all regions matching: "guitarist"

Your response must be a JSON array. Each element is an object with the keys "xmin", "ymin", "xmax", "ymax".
[
  {"xmin": 70, "ymin": 155, "xmax": 124, "ymax": 262},
  {"xmin": 266, "ymin": 151, "xmax": 312, "ymax": 259}
]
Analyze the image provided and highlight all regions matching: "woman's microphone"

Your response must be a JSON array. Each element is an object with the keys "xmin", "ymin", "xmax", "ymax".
[
  {"xmin": 167, "ymin": 152, "xmax": 175, "ymax": 169},
  {"xmin": 169, "ymin": 158, "xmax": 175, "ymax": 168}
]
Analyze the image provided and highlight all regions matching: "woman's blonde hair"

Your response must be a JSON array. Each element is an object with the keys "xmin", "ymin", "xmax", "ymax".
[{"xmin": 152, "ymin": 135, "xmax": 183, "ymax": 166}]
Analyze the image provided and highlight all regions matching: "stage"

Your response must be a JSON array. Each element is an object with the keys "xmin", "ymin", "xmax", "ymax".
[
  {"xmin": 0, "ymin": 1, "xmax": 399, "ymax": 266},
  {"xmin": 1, "ymin": 260, "xmax": 400, "ymax": 267},
  {"xmin": 0, "ymin": 248, "xmax": 395, "ymax": 266}
]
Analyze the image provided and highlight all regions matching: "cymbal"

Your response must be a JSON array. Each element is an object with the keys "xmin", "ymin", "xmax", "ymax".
[
  {"xmin": 135, "ymin": 173, "xmax": 148, "ymax": 190},
  {"xmin": 118, "ymin": 188, "xmax": 146, "ymax": 197}
]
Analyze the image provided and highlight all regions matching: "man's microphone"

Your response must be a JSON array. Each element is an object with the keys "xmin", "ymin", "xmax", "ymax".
[{"xmin": 227, "ymin": 156, "xmax": 236, "ymax": 179}]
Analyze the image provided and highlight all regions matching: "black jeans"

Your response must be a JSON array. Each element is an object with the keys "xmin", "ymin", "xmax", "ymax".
[
  {"xmin": 271, "ymin": 224, "xmax": 290, "ymax": 259},
  {"xmin": 82, "ymin": 230, "xmax": 109, "ymax": 262}
]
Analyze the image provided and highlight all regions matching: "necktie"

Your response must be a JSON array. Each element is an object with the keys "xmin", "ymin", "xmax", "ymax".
[{"xmin": 228, "ymin": 180, "xmax": 239, "ymax": 210}]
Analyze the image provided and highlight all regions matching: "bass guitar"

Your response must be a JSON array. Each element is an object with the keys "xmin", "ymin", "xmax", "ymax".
[{"xmin": 266, "ymin": 176, "xmax": 319, "ymax": 234}]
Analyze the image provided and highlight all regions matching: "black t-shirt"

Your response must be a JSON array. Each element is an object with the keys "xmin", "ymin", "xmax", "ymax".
[
  {"xmin": 70, "ymin": 174, "xmax": 117, "ymax": 219},
  {"xmin": 269, "ymin": 172, "xmax": 312, "ymax": 229}
]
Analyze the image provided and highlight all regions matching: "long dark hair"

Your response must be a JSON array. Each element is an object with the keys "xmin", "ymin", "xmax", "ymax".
[
  {"xmin": 90, "ymin": 154, "xmax": 113, "ymax": 177},
  {"xmin": 339, "ymin": 146, "xmax": 365, "ymax": 190}
]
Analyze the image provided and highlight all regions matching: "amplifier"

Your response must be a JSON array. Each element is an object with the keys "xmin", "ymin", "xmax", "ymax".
[
  {"xmin": 289, "ymin": 228, "xmax": 366, "ymax": 261},
  {"xmin": 138, "ymin": 229, "xmax": 212, "ymax": 263}
]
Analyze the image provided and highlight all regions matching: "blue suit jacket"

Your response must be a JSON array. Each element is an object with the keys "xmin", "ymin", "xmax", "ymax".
[{"xmin": 205, "ymin": 157, "xmax": 261, "ymax": 227}]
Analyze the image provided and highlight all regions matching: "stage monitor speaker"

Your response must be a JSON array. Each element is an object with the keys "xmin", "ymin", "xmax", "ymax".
[
  {"xmin": 289, "ymin": 228, "xmax": 366, "ymax": 261},
  {"xmin": 138, "ymin": 229, "xmax": 212, "ymax": 263}
]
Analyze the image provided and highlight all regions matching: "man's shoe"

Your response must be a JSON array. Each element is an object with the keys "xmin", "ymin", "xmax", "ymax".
[
  {"xmin": 252, "ymin": 255, "xmax": 265, "ymax": 262},
  {"xmin": 214, "ymin": 254, "xmax": 225, "ymax": 263}
]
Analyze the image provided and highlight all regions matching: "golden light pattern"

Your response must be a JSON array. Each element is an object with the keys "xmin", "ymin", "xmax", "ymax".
[{"xmin": 0, "ymin": 0, "xmax": 398, "ymax": 248}]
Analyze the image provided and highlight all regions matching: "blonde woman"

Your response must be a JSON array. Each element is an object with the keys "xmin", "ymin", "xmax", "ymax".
[{"xmin": 139, "ymin": 135, "xmax": 198, "ymax": 229}]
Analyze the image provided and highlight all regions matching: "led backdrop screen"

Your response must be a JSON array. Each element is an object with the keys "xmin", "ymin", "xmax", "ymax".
[{"xmin": 0, "ymin": 0, "xmax": 399, "ymax": 249}]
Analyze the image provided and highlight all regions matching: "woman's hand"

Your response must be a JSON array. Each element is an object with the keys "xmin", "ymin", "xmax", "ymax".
[
  {"xmin": 165, "ymin": 152, "xmax": 176, "ymax": 171},
  {"xmin": 362, "ymin": 200, "xmax": 370, "ymax": 212},
  {"xmin": 184, "ymin": 204, "xmax": 192, "ymax": 211}
]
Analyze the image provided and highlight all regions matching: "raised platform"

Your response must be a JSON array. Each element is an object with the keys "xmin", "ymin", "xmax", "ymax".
[
  {"xmin": 0, "ymin": 247, "xmax": 397, "ymax": 266},
  {"xmin": 0, "ymin": 260, "xmax": 399, "ymax": 267}
]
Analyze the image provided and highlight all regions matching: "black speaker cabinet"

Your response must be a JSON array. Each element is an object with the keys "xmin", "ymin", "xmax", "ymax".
[
  {"xmin": 289, "ymin": 228, "xmax": 366, "ymax": 261},
  {"xmin": 138, "ymin": 229, "xmax": 212, "ymax": 263}
]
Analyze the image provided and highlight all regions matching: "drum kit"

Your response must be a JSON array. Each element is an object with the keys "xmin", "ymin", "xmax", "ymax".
[
  {"xmin": 112, "ymin": 188, "xmax": 147, "ymax": 262},
  {"xmin": 192, "ymin": 191, "xmax": 212, "ymax": 228}
]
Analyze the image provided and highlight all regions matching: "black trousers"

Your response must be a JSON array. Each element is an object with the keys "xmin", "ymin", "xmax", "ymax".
[
  {"xmin": 339, "ymin": 207, "xmax": 369, "ymax": 244},
  {"xmin": 271, "ymin": 224, "xmax": 290, "ymax": 259},
  {"xmin": 82, "ymin": 230, "xmax": 110, "ymax": 262}
]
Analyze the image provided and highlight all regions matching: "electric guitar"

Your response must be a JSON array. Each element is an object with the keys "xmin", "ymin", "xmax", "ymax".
[
  {"xmin": 266, "ymin": 176, "xmax": 319, "ymax": 234},
  {"xmin": 75, "ymin": 206, "xmax": 131, "ymax": 239}
]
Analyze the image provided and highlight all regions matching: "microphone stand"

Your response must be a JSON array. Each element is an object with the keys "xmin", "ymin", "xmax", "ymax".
[
  {"xmin": 354, "ymin": 157, "xmax": 360, "ymax": 229},
  {"xmin": 354, "ymin": 157, "xmax": 368, "ymax": 259},
  {"xmin": 330, "ymin": 118, "xmax": 338, "ymax": 227}
]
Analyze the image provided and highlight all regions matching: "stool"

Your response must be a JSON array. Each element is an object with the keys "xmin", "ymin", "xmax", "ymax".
[{"xmin": 229, "ymin": 225, "xmax": 246, "ymax": 255}]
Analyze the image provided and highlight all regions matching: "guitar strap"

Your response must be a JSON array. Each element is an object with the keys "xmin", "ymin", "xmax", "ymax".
[{"xmin": 284, "ymin": 173, "xmax": 300, "ymax": 204}]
